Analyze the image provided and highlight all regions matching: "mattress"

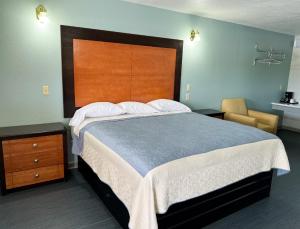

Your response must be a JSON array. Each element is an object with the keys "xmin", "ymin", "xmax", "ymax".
[{"xmin": 72, "ymin": 112, "xmax": 290, "ymax": 229}]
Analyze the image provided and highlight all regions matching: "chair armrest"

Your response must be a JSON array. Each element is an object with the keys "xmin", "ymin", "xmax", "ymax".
[
  {"xmin": 224, "ymin": 112, "xmax": 257, "ymax": 127},
  {"xmin": 248, "ymin": 110, "xmax": 279, "ymax": 133}
]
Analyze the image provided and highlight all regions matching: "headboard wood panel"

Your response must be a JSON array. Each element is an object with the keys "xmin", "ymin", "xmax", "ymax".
[
  {"xmin": 61, "ymin": 25, "xmax": 183, "ymax": 117},
  {"xmin": 131, "ymin": 45, "xmax": 176, "ymax": 102},
  {"xmin": 73, "ymin": 39, "xmax": 132, "ymax": 106}
]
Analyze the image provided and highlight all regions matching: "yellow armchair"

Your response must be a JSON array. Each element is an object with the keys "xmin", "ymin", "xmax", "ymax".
[{"xmin": 221, "ymin": 98, "xmax": 279, "ymax": 134}]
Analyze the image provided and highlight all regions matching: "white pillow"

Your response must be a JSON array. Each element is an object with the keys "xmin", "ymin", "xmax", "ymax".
[
  {"xmin": 69, "ymin": 102, "xmax": 125, "ymax": 127},
  {"xmin": 148, "ymin": 99, "xmax": 191, "ymax": 112},
  {"xmin": 118, "ymin": 101, "xmax": 159, "ymax": 114}
]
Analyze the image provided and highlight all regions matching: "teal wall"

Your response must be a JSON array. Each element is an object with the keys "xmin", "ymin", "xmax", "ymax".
[{"xmin": 0, "ymin": 0, "xmax": 294, "ymax": 127}]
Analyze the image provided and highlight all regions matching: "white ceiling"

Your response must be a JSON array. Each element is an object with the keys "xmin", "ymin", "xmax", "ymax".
[{"xmin": 122, "ymin": 0, "xmax": 300, "ymax": 36}]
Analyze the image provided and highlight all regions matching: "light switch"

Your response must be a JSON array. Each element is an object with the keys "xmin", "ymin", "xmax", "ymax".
[
  {"xmin": 42, "ymin": 85, "xmax": 49, "ymax": 95},
  {"xmin": 186, "ymin": 84, "xmax": 191, "ymax": 92}
]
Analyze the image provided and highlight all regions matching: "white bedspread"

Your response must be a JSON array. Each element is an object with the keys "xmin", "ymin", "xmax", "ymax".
[{"xmin": 74, "ymin": 114, "xmax": 290, "ymax": 229}]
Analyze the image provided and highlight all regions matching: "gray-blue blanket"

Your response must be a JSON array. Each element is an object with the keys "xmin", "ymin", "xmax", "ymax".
[{"xmin": 74, "ymin": 112, "xmax": 277, "ymax": 177}]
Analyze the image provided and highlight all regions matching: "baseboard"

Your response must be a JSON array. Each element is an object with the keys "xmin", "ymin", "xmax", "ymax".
[
  {"xmin": 281, "ymin": 126, "xmax": 300, "ymax": 133},
  {"xmin": 283, "ymin": 115, "xmax": 300, "ymax": 131},
  {"xmin": 68, "ymin": 161, "xmax": 78, "ymax": 169}
]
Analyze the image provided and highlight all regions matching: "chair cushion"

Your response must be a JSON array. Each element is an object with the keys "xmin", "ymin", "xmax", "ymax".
[
  {"xmin": 221, "ymin": 98, "xmax": 248, "ymax": 115},
  {"xmin": 257, "ymin": 122, "xmax": 273, "ymax": 133}
]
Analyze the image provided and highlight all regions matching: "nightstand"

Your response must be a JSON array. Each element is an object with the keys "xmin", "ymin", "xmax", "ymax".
[
  {"xmin": 0, "ymin": 123, "xmax": 67, "ymax": 195},
  {"xmin": 193, "ymin": 109, "xmax": 225, "ymax": 120}
]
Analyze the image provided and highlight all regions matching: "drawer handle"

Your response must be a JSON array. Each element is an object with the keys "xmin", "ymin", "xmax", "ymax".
[
  {"xmin": 32, "ymin": 143, "xmax": 38, "ymax": 148},
  {"xmin": 34, "ymin": 159, "xmax": 39, "ymax": 164},
  {"xmin": 35, "ymin": 173, "xmax": 39, "ymax": 178}
]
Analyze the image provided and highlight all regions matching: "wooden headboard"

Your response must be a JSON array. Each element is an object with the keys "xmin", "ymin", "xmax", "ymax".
[{"xmin": 61, "ymin": 25, "xmax": 183, "ymax": 117}]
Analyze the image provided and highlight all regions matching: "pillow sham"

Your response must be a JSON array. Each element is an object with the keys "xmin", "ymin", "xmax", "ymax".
[
  {"xmin": 118, "ymin": 101, "xmax": 159, "ymax": 114},
  {"xmin": 148, "ymin": 99, "xmax": 191, "ymax": 112},
  {"xmin": 69, "ymin": 102, "xmax": 125, "ymax": 127}
]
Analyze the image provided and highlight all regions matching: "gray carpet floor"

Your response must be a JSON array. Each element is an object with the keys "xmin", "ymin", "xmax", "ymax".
[{"xmin": 0, "ymin": 130, "xmax": 299, "ymax": 229}]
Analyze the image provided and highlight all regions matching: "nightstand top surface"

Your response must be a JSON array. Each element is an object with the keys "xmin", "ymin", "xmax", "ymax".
[
  {"xmin": 193, "ymin": 109, "xmax": 224, "ymax": 116},
  {"xmin": 0, "ymin": 123, "xmax": 66, "ymax": 140}
]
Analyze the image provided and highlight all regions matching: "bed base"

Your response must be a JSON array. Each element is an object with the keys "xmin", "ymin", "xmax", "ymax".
[{"xmin": 78, "ymin": 157, "xmax": 273, "ymax": 229}]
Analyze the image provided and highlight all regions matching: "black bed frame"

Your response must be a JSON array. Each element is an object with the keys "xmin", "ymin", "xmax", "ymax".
[
  {"xmin": 78, "ymin": 157, "xmax": 273, "ymax": 229},
  {"xmin": 64, "ymin": 25, "xmax": 274, "ymax": 228}
]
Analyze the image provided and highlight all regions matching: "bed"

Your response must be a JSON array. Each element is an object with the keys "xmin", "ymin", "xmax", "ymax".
[{"xmin": 61, "ymin": 25, "xmax": 290, "ymax": 229}]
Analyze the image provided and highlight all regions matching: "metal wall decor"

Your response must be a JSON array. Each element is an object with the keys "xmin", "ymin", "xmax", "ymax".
[{"xmin": 253, "ymin": 44, "xmax": 285, "ymax": 66}]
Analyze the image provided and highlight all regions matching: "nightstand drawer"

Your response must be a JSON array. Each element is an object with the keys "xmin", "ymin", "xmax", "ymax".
[
  {"xmin": 6, "ymin": 165, "xmax": 64, "ymax": 189},
  {"xmin": 2, "ymin": 135, "xmax": 62, "ymax": 155},
  {"xmin": 4, "ymin": 149, "xmax": 64, "ymax": 172}
]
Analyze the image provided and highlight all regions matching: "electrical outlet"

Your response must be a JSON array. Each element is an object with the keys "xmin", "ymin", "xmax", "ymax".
[
  {"xmin": 279, "ymin": 85, "xmax": 282, "ymax": 91},
  {"xmin": 42, "ymin": 85, "xmax": 49, "ymax": 95},
  {"xmin": 185, "ymin": 93, "xmax": 190, "ymax": 101}
]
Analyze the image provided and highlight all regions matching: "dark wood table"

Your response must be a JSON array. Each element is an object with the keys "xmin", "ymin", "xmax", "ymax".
[
  {"xmin": 193, "ymin": 109, "xmax": 225, "ymax": 119},
  {"xmin": 0, "ymin": 123, "xmax": 67, "ymax": 195}
]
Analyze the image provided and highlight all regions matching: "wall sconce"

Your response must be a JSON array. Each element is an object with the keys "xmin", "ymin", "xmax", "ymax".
[
  {"xmin": 190, "ymin": 29, "xmax": 200, "ymax": 42},
  {"xmin": 36, "ymin": 4, "xmax": 48, "ymax": 23}
]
